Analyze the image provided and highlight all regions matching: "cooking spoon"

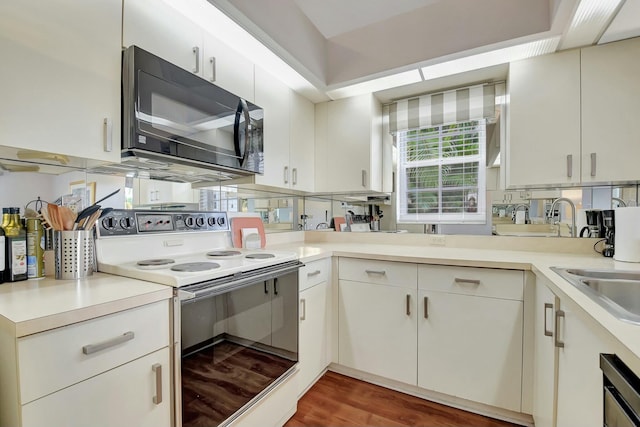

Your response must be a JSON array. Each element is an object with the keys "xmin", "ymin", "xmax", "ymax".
[{"xmin": 73, "ymin": 204, "xmax": 101, "ymax": 230}]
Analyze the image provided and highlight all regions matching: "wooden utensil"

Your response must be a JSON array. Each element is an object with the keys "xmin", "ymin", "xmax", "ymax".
[
  {"xmin": 46, "ymin": 204, "xmax": 62, "ymax": 230},
  {"xmin": 58, "ymin": 206, "xmax": 77, "ymax": 231}
]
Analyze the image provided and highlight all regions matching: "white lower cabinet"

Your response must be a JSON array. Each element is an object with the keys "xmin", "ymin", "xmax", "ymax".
[
  {"xmin": 297, "ymin": 259, "xmax": 331, "ymax": 395},
  {"xmin": 0, "ymin": 300, "xmax": 171, "ymax": 427},
  {"xmin": 338, "ymin": 258, "xmax": 418, "ymax": 385},
  {"xmin": 22, "ymin": 348, "xmax": 170, "ymax": 427},
  {"xmin": 417, "ymin": 265, "xmax": 524, "ymax": 412},
  {"xmin": 534, "ymin": 275, "xmax": 615, "ymax": 427}
]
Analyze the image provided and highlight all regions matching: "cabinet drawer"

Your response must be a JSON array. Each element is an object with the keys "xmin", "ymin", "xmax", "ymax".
[
  {"xmin": 418, "ymin": 265, "xmax": 523, "ymax": 300},
  {"xmin": 339, "ymin": 258, "xmax": 417, "ymax": 288},
  {"xmin": 299, "ymin": 258, "xmax": 329, "ymax": 291},
  {"xmin": 18, "ymin": 300, "xmax": 170, "ymax": 404}
]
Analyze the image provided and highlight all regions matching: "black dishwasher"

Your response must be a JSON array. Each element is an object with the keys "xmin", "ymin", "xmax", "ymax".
[{"xmin": 601, "ymin": 354, "xmax": 640, "ymax": 426}]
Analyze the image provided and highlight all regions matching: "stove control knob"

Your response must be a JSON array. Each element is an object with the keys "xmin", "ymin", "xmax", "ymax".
[
  {"xmin": 184, "ymin": 216, "xmax": 195, "ymax": 228},
  {"xmin": 120, "ymin": 216, "xmax": 135, "ymax": 230},
  {"xmin": 195, "ymin": 216, "xmax": 205, "ymax": 227},
  {"xmin": 101, "ymin": 216, "xmax": 117, "ymax": 230},
  {"xmin": 207, "ymin": 216, "xmax": 217, "ymax": 227},
  {"xmin": 217, "ymin": 216, "xmax": 226, "ymax": 227}
]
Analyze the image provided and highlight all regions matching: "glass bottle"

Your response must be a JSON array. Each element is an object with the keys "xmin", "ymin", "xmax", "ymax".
[
  {"xmin": 0, "ymin": 215, "xmax": 5, "ymax": 284},
  {"xmin": 4, "ymin": 207, "xmax": 27, "ymax": 282}
]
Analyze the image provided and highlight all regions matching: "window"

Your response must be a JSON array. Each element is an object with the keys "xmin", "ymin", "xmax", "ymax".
[{"xmin": 396, "ymin": 120, "xmax": 486, "ymax": 224}]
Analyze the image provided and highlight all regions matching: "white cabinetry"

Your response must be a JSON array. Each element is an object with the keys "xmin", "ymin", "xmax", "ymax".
[
  {"xmin": 417, "ymin": 265, "xmax": 524, "ymax": 412},
  {"xmin": 252, "ymin": 68, "xmax": 315, "ymax": 191},
  {"xmin": 508, "ymin": 49, "xmax": 581, "ymax": 188},
  {"xmin": 0, "ymin": 0, "xmax": 121, "ymax": 164},
  {"xmin": 123, "ymin": 0, "xmax": 254, "ymax": 101},
  {"xmin": 534, "ymin": 275, "xmax": 614, "ymax": 427},
  {"xmin": 0, "ymin": 300, "xmax": 171, "ymax": 427},
  {"xmin": 581, "ymin": 37, "xmax": 640, "ymax": 184},
  {"xmin": 508, "ymin": 37, "xmax": 640, "ymax": 188},
  {"xmin": 315, "ymin": 94, "xmax": 383, "ymax": 192},
  {"xmin": 136, "ymin": 179, "xmax": 199, "ymax": 206},
  {"xmin": 298, "ymin": 259, "xmax": 331, "ymax": 395},
  {"xmin": 338, "ymin": 258, "xmax": 417, "ymax": 385},
  {"xmin": 532, "ymin": 278, "xmax": 558, "ymax": 427}
]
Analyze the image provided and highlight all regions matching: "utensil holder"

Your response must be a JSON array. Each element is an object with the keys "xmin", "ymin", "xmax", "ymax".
[{"xmin": 54, "ymin": 230, "xmax": 95, "ymax": 279}]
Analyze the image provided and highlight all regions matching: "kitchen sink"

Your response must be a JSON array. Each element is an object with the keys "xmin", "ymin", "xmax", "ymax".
[{"xmin": 551, "ymin": 267, "xmax": 640, "ymax": 325}]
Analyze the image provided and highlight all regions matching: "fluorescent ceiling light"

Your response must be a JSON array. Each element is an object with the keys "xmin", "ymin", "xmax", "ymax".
[
  {"xmin": 326, "ymin": 70, "xmax": 422, "ymax": 99},
  {"xmin": 561, "ymin": 0, "xmax": 624, "ymax": 49},
  {"xmin": 421, "ymin": 37, "xmax": 561, "ymax": 80},
  {"xmin": 162, "ymin": 0, "xmax": 316, "ymax": 94}
]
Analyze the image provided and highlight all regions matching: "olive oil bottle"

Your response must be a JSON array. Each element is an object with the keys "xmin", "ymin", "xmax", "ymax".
[{"xmin": 4, "ymin": 207, "xmax": 27, "ymax": 282}]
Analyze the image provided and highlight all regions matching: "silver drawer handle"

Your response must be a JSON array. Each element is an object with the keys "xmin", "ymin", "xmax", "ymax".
[
  {"xmin": 365, "ymin": 270, "xmax": 386, "ymax": 275},
  {"xmin": 82, "ymin": 331, "xmax": 135, "ymax": 355},
  {"xmin": 307, "ymin": 270, "xmax": 321, "ymax": 277},
  {"xmin": 454, "ymin": 278, "xmax": 481, "ymax": 285},
  {"xmin": 424, "ymin": 296, "xmax": 429, "ymax": 319},
  {"xmin": 544, "ymin": 303, "xmax": 553, "ymax": 337},
  {"xmin": 152, "ymin": 363, "xmax": 162, "ymax": 404},
  {"xmin": 406, "ymin": 294, "xmax": 411, "ymax": 316},
  {"xmin": 555, "ymin": 310, "xmax": 565, "ymax": 348},
  {"xmin": 300, "ymin": 298, "xmax": 306, "ymax": 321}
]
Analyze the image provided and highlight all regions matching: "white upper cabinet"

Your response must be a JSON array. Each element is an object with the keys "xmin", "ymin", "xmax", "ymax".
[
  {"xmin": 289, "ymin": 91, "xmax": 315, "ymax": 192},
  {"xmin": 252, "ymin": 67, "xmax": 315, "ymax": 191},
  {"xmin": 123, "ymin": 0, "xmax": 254, "ymax": 102},
  {"xmin": 508, "ymin": 37, "xmax": 640, "ymax": 188},
  {"xmin": 581, "ymin": 37, "xmax": 640, "ymax": 183},
  {"xmin": 316, "ymin": 94, "xmax": 383, "ymax": 193},
  {"xmin": 508, "ymin": 49, "xmax": 581, "ymax": 188},
  {"xmin": 123, "ymin": 0, "xmax": 202, "ymax": 75},
  {"xmin": 254, "ymin": 67, "xmax": 291, "ymax": 188},
  {"xmin": 0, "ymin": 0, "xmax": 121, "ymax": 164}
]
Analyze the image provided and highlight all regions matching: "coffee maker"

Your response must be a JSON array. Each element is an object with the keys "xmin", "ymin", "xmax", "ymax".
[
  {"xmin": 602, "ymin": 209, "xmax": 615, "ymax": 257},
  {"xmin": 580, "ymin": 209, "xmax": 604, "ymax": 238}
]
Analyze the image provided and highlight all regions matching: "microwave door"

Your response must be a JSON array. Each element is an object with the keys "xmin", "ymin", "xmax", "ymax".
[
  {"xmin": 135, "ymin": 71, "xmax": 242, "ymax": 167},
  {"xmin": 234, "ymin": 99, "xmax": 250, "ymax": 166}
]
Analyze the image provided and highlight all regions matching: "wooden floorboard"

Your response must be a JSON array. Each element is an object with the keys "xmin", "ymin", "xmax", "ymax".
[{"xmin": 285, "ymin": 371, "xmax": 523, "ymax": 427}]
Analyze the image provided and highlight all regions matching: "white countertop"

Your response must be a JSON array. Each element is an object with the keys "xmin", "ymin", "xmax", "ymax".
[
  {"xmin": 269, "ymin": 239, "xmax": 640, "ymax": 366},
  {"xmin": 0, "ymin": 273, "xmax": 172, "ymax": 337}
]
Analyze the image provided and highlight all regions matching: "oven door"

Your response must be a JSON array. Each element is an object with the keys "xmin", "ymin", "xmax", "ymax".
[
  {"xmin": 178, "ymin": 265, "xmax": 299, "ymax": 427},
  {"xmin": 123, "ymin": 46, "xmax": 263, "ymax": 173},
  {"xmin": 601, "ymin": 354, "xmax": 640, "ymax": 427}
]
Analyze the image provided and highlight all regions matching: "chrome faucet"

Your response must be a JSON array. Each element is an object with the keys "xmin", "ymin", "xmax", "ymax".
[{"xmin": 547, "ymin": 198, "xmax": 576, "ymax": 237}]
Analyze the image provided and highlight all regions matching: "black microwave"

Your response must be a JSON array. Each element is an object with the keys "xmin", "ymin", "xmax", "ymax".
[{"xmin": 121, "ymin": 45, "xmax": 263, "ymax": 179}]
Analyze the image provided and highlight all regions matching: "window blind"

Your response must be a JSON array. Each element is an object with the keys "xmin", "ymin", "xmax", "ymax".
[
  {"xmin": 389, "ymin": 83, "xmax": 497, "ymax": 134},
  {"xmin": 397, "ymin": 120, "xmax": 486, "ymax": 223}
]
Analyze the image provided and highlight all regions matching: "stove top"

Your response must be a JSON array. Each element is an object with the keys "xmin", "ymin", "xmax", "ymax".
[{"xmin": 95, "ymin": 209, "xmax": 298, "ymax": 287}]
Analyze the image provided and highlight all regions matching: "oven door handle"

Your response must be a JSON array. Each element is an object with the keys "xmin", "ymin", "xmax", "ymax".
[{"xmin": 179, "ymin": 261, "xmax": 303, "ymax": 303}]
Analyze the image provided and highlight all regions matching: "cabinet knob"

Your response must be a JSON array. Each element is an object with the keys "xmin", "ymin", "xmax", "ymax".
[
  {"xmin": 209, "ymin": 57, "xmax": 216, "ymax": 82},
  {"xmin": 566, "ymin": 154, "xmax": 572, "ymax": 178},
  {"xmin": 103, "ymin": 118, "xmax": 112, "ymax": 152}
]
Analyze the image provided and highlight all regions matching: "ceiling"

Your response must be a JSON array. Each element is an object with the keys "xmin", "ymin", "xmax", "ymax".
[{"xmin": 207, "ymin": 0, "xmax": 639, "ymax": 102}]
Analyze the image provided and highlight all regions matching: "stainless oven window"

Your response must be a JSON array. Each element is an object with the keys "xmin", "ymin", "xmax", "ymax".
[{"xmin": 180, "ymin": 270, "xmax": 299, "ymax": 427}]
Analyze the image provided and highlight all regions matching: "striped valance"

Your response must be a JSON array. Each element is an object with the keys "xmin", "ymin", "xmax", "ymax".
[{"xmin": 388, "ymin": 83, "xmax": 499, "ymax": 134}]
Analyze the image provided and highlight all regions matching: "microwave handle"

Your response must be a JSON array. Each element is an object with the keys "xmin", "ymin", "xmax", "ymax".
[{"xmin": 234, "ymin": 99, "xmax": 251, "ymax": 166}]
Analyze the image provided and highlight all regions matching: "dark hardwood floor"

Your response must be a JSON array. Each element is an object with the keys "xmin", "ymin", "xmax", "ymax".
[{"xmin": 285, "ymin": 371, "xmax": 523, "ymax": 427}]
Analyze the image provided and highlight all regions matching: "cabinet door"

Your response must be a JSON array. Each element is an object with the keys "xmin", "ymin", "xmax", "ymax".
[
  {"xmin": 254, "ymin": 67, "xmax": 291, "ymax": 188},
  {"xmin": 327, "ymin": 95, "xmax": 376, "ymax": 192},
  {"xmin": 123, "ymin": 0, "xmax": 202, "ymax": 74},
  {"xmin": 417, "ymin": 290, "xmax": 523, "ymax": 412},
  {"xmin": 581, "ymin": 37, "xmax": 640, "ymax": 183},
  {"xmin": 532, "ymin": 280, "xmax": 558, "ymax": 427},
  {"xmin": 290, "ymin": 91, "xmax": 315, "ymax": 192},
  {"xmin": 555, "ymin": 298, "xmax": 612, "ymax": 427},
  {"xmin": 202, "ymin": 32, "xmax": 255, "ymax": 102},
  {"xmin": 298, "ymin": 281, "xmax": 330, "ymax": 395},
  {"xmin": 0, "ymin": 0, "xmax": 121, "ymax": 163},
  {"xmin": 22, "ymin": 348, "xmax": 171, "ymax": 427},
  {"xmin": 508, "ymin": 50, "xmax": 581, "ymax": 187},
  {"xmin": 338, "ymin": 280, "xmax": 417, "ymax": 385}
]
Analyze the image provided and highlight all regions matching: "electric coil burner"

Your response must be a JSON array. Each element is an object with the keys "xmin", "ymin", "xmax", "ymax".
[
  {"xmin": 170, "ymin": 262, "xmax": 220, "ymax": 272},
  {"xmin": 95, "ymin": 210, "xmax": 301, "ymax": 427},
  {"xmin": 245, "ymin": 253, "xmax": 276, "ymax": 259}
]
